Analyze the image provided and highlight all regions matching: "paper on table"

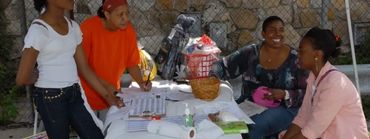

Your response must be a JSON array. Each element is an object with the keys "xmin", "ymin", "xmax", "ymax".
[
  {"xmin": 128, "ymin": 96, "xmax": 166, "ymax": 117},
  {"xmin": 194, "ymin": 101, "xmax": 254, "ymax": 124},
  {"xmin": 104, "ymin": 106, "xmax": 131, "ymax": 131},
  {"xmin": 175, "ymin": 84, "xmax": 192, "ymax": 93},
  {"xmin": 120, "ymin": 87, "xmax": 168, "ymax": 95},
  {"xmin": 147, "ymin": 121, "xmax": 196, "ymax": 139},
  {"xmin": 121, "ymin": 80, "xmax": 178, "ymax": 96},
  {"xmin": 127, "ymin": 115, "xmax": 208, "ymax": 132},
  {"xmin": 195, "ymin": 119, "xmax": 224, "ymax": 139},
  {"xmin": 165, "ymin": 92, "xmax": 194, "ymax": 101},
  {"xmin": 238, "ymin": 100, "xmax": 267, "ymax": 117},
  {"xmin": 130, "ymin": 80, "xmax": 175, "ymax": 90},
  {"xmin": 121, "ymin": 81, "xmax": 193, "ymax": 102}
]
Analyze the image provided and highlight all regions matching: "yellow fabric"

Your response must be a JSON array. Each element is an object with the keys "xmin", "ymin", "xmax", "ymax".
[{"xmin": 138, "ymin": 49, "xmax": 157, "ymax": 81}]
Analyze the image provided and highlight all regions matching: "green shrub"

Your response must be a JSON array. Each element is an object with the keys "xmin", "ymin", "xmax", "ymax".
[
  {"xmin": 0, "ymin": 87, "xmax": 18, "ymax": 125},
  {"xmin": 332, "ymin": 31, "xmax": 370, "ymax": 65}
]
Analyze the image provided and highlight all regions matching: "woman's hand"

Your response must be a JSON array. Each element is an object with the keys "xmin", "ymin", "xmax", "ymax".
[
  {"xmin": 139, "ymin": 81, "xmax": 152, "ymax": 92},
  {"xmin": 128, "ymin": 66, "xmax": 152, "ymax": 92},
  {"xmin": 104, "ymin": 93, "xmax": 125, "ymax": 108},
  {"xmin": 289, "ymin": 132, "xmax": 307, "ymax": 139},
  {"xmin": 103, "ymin": 85, "xmax": 125, "ymax": 108},
  {"xmin": 264, "ymin": 89, "xmax": 285, "ymax": 100},
  {"xmin": 282, "ymin": 124, "xmax": 303, "ymax": 139}
]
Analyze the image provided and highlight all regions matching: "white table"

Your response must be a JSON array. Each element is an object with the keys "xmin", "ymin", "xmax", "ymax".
[{"xmin": 104, "ymin": 81, "xmax": 252, "ymax": 139}]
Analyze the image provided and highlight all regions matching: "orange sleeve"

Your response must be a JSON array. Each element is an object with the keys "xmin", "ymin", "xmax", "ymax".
[
  {"xmin": 126, "ymin": 24, "xmax": 140, "ymax": 68},
  {"xmin": 80, "ymin": 21, "xmax": 93, "ymax": 61}
]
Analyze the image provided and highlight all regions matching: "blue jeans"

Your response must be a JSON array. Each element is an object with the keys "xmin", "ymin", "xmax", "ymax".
[
  {"xmin": 246, "ymin": 106, "xmax": 299, "ymax": 139},
  {"xmin": 33, "ymin": 83, "xmax": 104, "ymax": 139}
]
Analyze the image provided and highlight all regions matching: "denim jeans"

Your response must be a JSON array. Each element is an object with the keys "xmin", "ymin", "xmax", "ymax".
[
  {"xmin": 245, "ymin": 106, "xmax": 299, "ymax": 139},
  {"xmin": 33, "ymin": 83, "xmax": 104, "ymax": 139}
]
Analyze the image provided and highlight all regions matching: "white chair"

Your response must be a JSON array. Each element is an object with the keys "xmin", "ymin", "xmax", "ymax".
[
  {"xmin": 27, "ymin": 85, "xmax": 43, "ymax": 135},
  {"xmin": 33, "ymin": 108, "xmax": 39, "ymax": 135}
]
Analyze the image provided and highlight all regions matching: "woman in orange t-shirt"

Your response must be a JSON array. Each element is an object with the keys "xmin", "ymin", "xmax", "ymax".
[{"xmin": 79, "ymin": 0, "xmax": 152, "ymax": 114}]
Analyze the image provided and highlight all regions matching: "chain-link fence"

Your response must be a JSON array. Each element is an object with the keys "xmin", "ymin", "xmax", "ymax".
[{"xmin": 1, "ymin": 0, "xmax": 369, "ymax": 131}]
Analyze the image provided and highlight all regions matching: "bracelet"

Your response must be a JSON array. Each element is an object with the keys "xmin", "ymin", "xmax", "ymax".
[{"xmin": 284, "ymin": 90, "xmax": 290, "ymax": 100}]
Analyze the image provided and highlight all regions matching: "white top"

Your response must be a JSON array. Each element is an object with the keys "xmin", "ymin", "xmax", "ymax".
[{"xmin": 23, "ymin": 17, "xmax": 82, "ymax": 88}]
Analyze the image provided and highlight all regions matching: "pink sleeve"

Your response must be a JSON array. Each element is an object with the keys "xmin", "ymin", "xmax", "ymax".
[
  {"xmin": 292, "ymin": 88, "xmax": 310, "ymax": 127},
  {"xmin": 300, "ymin": 74, "xmax": 348, "ymax": 139}
]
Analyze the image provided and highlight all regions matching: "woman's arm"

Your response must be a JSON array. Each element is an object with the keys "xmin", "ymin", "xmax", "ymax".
[
  {"xmin": 210, "ymin": 45, "xmax": 256, "ymax": 80},
  {"xmin": 284, "ymin": 68, "xmax": 308, "ymax": 107},
  {"xmin": 98, "ymin": 78, "xmax": 118, "ymax": 94},
  {"xmin": 16, "ymin": 48, "xmax": 39, "ymax": 86},
  {"xmin": 127, "ymin": 65, "xmax": 152, "ymax": 91},
  {"xmin": 297, "ymin": 77, "xmax": 347, "ymax": 139},
  {"xmin": 74, "ymin": 44, "xmax": 123, "ymax": 107},
  {"xmin": 290, "ymin": 132, "xmax": 308, "ymax": 139},
  {"xmin": 283, "ymin": 124, "xmax": 303, "ymax": 139},
  {"xmin": 266, "ymin": 60, "xmax": 309, "ymax": 107}
]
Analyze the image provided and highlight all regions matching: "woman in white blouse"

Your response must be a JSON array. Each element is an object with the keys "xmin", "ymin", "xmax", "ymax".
[{"xmin": 16, "ymin": 0, "xmax": 123, "ymax": 138}]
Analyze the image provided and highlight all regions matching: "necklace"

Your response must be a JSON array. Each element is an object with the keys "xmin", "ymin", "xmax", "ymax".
[
  {"xmin": 262, "ymin": 47, "xmax": 274, "ymax": 63},
  {"xmin": 261, "ymin": 45, "xmax": 284, "ymax": 63}
]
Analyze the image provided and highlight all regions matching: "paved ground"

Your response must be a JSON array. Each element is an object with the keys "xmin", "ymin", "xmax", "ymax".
[
  {"xmin": 0, "ymin": 127, "xmax": 33, "ymax": 139},
  {"xmin": 0, "ymin": 127, "xmax": 79, "ymax": 139}
]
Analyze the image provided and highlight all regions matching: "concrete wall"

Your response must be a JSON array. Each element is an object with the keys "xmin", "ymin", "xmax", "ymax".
[{"xmin": 337, "ymin": 64, "xmax": 370, "ymax": 94}]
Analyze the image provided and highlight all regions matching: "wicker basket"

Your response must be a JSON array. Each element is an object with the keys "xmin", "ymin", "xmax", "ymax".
[{"xmin": 189, "ymin": 77, "xmax": 220, "ymax": 101}]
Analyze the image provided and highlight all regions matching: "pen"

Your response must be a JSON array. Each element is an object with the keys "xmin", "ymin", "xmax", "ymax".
[{"xmin": 145, "ymin": 71, "xmax": 151, "ymax": 86}]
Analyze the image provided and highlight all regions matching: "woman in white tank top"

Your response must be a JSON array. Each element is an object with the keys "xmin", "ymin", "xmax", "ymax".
[{"xmin": 16, "ymin": 0, "xmax": 124, "ymax": 138}]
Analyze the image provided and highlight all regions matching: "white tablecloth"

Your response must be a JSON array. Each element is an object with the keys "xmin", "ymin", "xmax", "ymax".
[{"xmin": 104, "ymin": 81, "xmax": 252, "ymax": 139}]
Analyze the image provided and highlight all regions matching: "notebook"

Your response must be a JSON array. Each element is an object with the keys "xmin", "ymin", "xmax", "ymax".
[
  {"xmin": 128, "ymin": 95, "xmax": 166, "ymax": 118},
  {"xmin": 214, "ymin": 121, "xmax": 249, "ymax": 134}
]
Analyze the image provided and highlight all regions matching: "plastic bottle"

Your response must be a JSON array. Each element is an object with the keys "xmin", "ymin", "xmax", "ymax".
[{"xmin": 184, "ymin": 103, "xmax": 194, "ymax": 127}]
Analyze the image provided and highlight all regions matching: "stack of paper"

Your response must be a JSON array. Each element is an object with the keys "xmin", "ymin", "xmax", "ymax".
[{"xmin": 128, "ymin": 96, "xmax": 166, "ymax": 117}]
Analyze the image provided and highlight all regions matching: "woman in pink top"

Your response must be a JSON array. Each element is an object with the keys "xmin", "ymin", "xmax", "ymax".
[{"xmin": 283, "ymin": 27, "xmax": 369, "ymax": 139}]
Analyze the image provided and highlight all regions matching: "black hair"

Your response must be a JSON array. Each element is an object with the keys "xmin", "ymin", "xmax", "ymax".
[
  {"xmin": 97, "ymin": 0, "xmax": 106, "ymax": 18},
  {"xmin": 34, "ymin": 0, "xmax": 47, "ymax": 13},
  {"xmin": 262, "ymin": 16, "xmax": 285, "ymax": 32},
  {"xmin": 303, "ymin": 27, "xmax": 341, "ymax": 62}
]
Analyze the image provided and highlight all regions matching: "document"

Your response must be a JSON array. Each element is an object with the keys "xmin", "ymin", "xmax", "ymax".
[
  {"xmin": 127, "ymin": 115, "xmax": 208, "ymax": 132},
  {"xmin": 238, "ymin": 100, "xmax": 267, "ymax": 117},
  {"xmin": 194, "ymin": 101, "xmax": 255, "ymax": 124},
  {"xmin": 165, "ymin": 92, "xmax": 194, "ymax": 101}
]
